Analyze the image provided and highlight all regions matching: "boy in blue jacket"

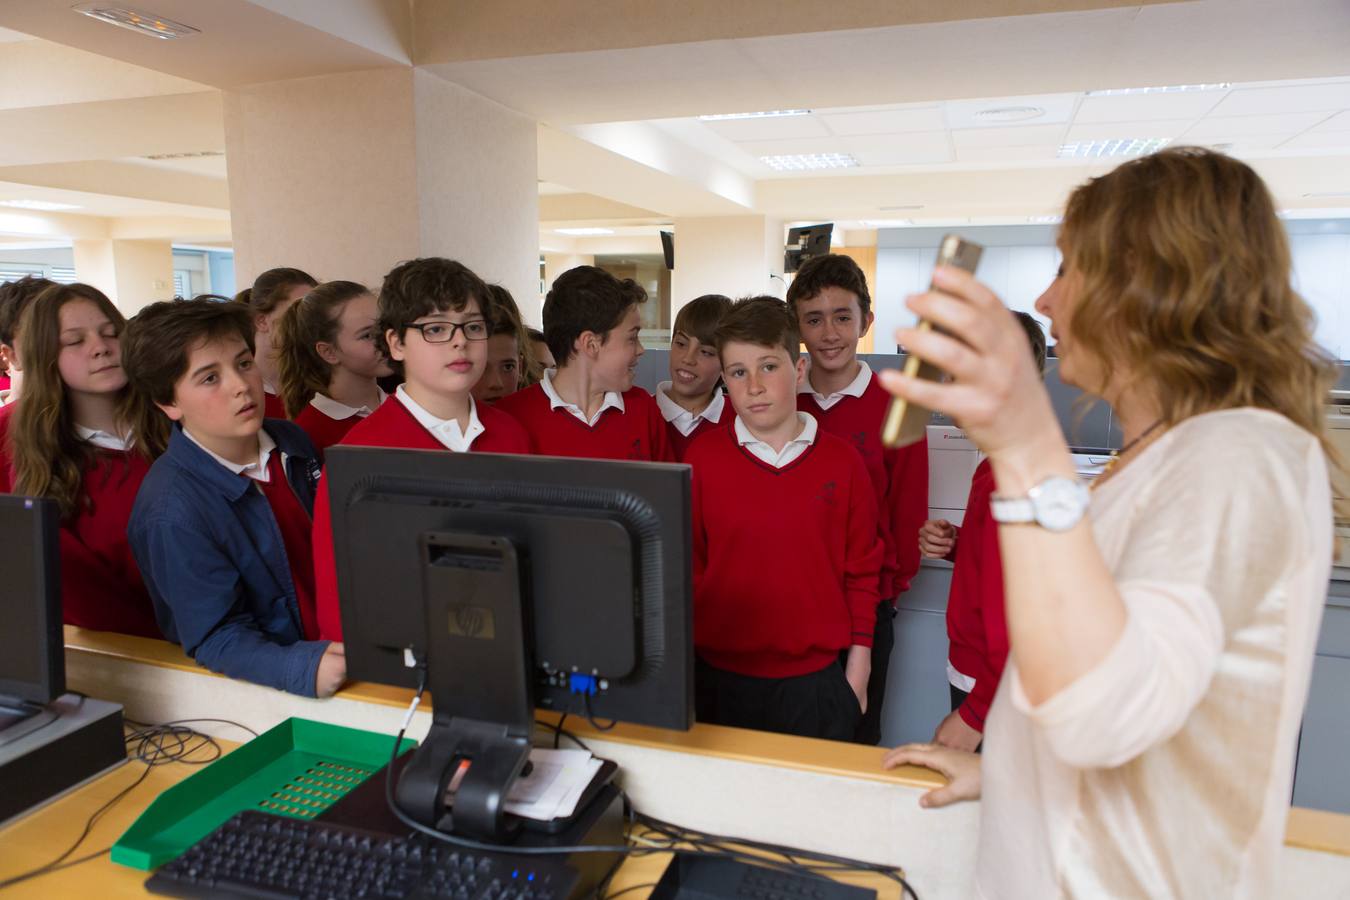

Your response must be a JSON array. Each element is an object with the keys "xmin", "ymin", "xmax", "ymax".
[{"xmin": 124, "ymin": 298, "xmax": 344, "ymax": 697}]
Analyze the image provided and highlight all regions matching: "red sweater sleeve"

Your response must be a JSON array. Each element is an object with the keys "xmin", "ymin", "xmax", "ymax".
[
  {"xmin": 844, "ymin": 449, "xmax": 883, "ymax": 646},
  {"xmin": 312, "ymin": 473, "xmax": 343, "ymax": 641},
  {"xmin": 884, "ymin": 439, "xmax": 929, "ymax": 594},
  {"xmin": 953, "ymin": 464, "xmax": 1009, "ymax": 732}
]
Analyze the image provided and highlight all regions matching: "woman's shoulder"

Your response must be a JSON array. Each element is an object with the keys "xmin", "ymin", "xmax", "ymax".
[{"xmin": 1164, "ymin": 407, "xmax": 1322, "ymax": 469}]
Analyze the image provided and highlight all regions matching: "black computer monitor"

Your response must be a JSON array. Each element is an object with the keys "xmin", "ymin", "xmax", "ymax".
[
  {"xmin": 660, "ymin": 231, "xmax": 675, "ymax": 270},
  {"xmin": 325, "ymin": 447, "xmax": 693, "ymax": 839},
  {"xmin": 784, "ymin": 223, "xmax": 833, "ymax": 273},
  {"xmin": 0, "ymin": 495, "xmax": 63, "ymax": 734}
]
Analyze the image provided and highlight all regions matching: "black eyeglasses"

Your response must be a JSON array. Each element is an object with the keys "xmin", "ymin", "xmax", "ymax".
[{"xmin": 402, "ymin": 320, "xmax": 490, "ymax": 343}]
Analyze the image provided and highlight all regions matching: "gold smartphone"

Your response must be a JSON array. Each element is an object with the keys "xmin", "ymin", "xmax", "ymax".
[{"xmin": 880, "ymin": 234, "xmax": 984, "ymax": 448}]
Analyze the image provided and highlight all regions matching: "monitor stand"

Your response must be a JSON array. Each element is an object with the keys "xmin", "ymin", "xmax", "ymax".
[
  {"xmin": 395, "ymin": 531, "xmax": 616, "ymax": 845},
  {"xmin": 0, "ymin": 695, "xmax": 50, "ymax": 747}
]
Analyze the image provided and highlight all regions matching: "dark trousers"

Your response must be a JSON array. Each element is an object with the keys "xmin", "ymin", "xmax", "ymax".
[
  {"xmin": 695, "ymin": 657, "xmax": 862, "ymax": 742},
  {"xmin": 854, "ymin": 599, "xmax": 897, "ymax": 745}
]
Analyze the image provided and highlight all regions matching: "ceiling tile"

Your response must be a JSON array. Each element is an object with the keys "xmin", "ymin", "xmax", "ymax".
[
  {"xmin": 1064, "ymin": 118, "xmax": 1191, "ymax": 143},
  {"xmin": 1073, "ymin": 90, "xmax": 1227, "ymax": 124},
  {"xmin": 737, "ymin": 136, "xmax": 852, "ymax": 158},
  {"xmin": 1184, "ymin": 112, "xmax": 1329, "ymax": 139},
  {"xmin": 943, "ymin": 93, "xmax": 1080, "ymax": 130},
  {"xmin": 819, "ymin": 106, "xmax": 946, "ymax": 136},
  {"xmin": 840, "ymin": 132, "xmax": 951, "ymax": 166},
  {"xmin": 1207, "ymin": 82, "xmax": 1350, "ymax": 117},
  {"xmin": 1308, "ymin": 111, "xmax": 1350, "ymax": 133},
  {"xmin": 700, "ymin": 115, "xmax": 831, "ymax": 142},
  {"xmin": 953, "ymin": 144, "xmax": 1060, "ymax": 164},
  {"xmin": 1279, "ymin": 130, "xmax": 1350, "ymax": 151},
  {"xmin": 952, "ymin": 124, "xmax": 1067, "ymax": 150}
]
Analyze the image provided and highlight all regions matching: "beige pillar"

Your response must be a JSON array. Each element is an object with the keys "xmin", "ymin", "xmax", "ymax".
[
  {"xmin": 223, "ymin": 67, "xmax": 538, "ymax": 309},
  {"xmin": 73, "ymin": 238, "xmax": 173, "ymax": 315},
  {"xmin": 670, "ymin": 216, "xmax": 785, "ymax": 319}
]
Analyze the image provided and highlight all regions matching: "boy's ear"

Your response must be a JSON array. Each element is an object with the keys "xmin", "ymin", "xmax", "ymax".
[
  {"xmin": 254, "ymin": 312, "xmax": 271, "ymax": 336},
  {"xmin": 155, "ymin": 399, "xmax": 184, "ymax": 423},
  {"xmin": 794, "ymin": 354, "xmax": 808, "ymax": 387},
  {"xmin": 575, "ymin": 330, "xmax": 601, "ymax": 360},
  {"xmin": 384, "ymin": 328, "xmax": 406, "ymax": 363},
  {"xmin": 860, "ymin": 310, "xmax": 875, "ymax": 338},
  {"xmin": 315, "ymin": 341, "xmax": 341, "ymax": 366}
]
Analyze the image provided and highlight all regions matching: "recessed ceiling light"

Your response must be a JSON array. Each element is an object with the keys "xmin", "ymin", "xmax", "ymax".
[
  {"xmin": 699, "ymin": 110, "xmax": 811, "ymax": 121},
  {"xmin": 0, "ymin": 199, "xmax": 82, "ymax": 211},
  {"xmin": 1058, "ymin": 138, "xmax": 1170, "ymax": 159},
  {"xmin": 860, "ymin": 219, "xmax": 914, "ymax": 228},
  {"xmin": 974, "ymin": 106, "xmax": 1045, "ymax": 123},
  {"xmin": 73, "ymin": 4, "xmax": 199, "ymax": 39},
  {"xmin": 555, "ymin": 227, "xmax": 614, "ymax": 236},
  {"xmin": 760, "ymin": 153, "xmax": 859, "ymax": 172},
  {"xmin": 1026, "ymin": 215, "xmax": 1062, "ymax": 224},
  {"xmin": 1087, "ymin": 83, "xmax": 1230, "ymax": 96}
]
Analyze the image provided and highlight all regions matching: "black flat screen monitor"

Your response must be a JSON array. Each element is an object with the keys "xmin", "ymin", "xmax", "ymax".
[
  {"xmin": 325, "ymin": 448, "xmax": 693, "ymax": 733},
  {"xmin": 784, "ymin": 223, "xmax": 833, "ymax": 273},
  {"xmin": 660, "ymin": 231, "xmax": 675, "ymax": 270},
  {"xmin": 0, "ymin": 495, "xmax": 62, "ymax": 705}
]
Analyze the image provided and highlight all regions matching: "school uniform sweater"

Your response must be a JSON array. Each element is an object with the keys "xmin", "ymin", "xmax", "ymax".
[
  {"xmin": 312, "ymin": 395, "xmax": 531, "ymax": 640},
  {"xmin": 294, "ymin": 404, "xmax": 360, "ymax": 456},
  {"xmin": 0, "ymin": 408, "xmax": 160, "ymax": 638},
  {"xmin": 655, "ymin": 384, "xmax": 732, "ymax": 462},
  {"xmin": 798, "ymin": 371, "xmax": 929, "ymax": 598},
  {"xmin": 944, "ymin": 459, "xmax": 1007, "ymax": 732},
  {"xmin": 263, "ymin": 388, "xmax": 287, "ymax": 421},
  {"xmin": 495, "ymin": 383, "xmax": 675, "ymax": 462},
  {"xmin": 686, "ymin": 425, "xmax": 883, "ymax": 678}
]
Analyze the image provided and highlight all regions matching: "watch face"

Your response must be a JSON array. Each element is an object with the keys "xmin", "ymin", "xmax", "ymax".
[{"xmin": 1034, "ymin": 477, "xmax": 1088, "ymax": 532}]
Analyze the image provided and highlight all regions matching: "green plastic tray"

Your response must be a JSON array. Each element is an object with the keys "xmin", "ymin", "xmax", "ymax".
[{"xmin": 111, "ymin": 716, "xmax": 416, "ymax": 871}]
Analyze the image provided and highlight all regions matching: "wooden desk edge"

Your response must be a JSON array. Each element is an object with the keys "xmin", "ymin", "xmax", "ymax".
[{"xmin": 64, "ymin": 627, "xmax": 1350, "ymax": 858}]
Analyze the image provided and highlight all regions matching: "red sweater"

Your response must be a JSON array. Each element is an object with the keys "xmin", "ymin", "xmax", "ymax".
[
  {"xmin": 0, "ymin": 408, "xmax": 161, "ymax": 638},
  {"xmin": 263, "ymin": 389, "xmax": 287, "ymax": 421},
  {"xmin": 798, "ymin": 372, "xmax": 929, "ymax": 599},
  {"xmin": 944, "ymin": 460, "xmax": 1008, "ymax": 732},
  {"xmin": 257, "ymin": 452, "xmax": 319, "ymax": 640},
  {"xmin": 664, "ymin": 399, "xmax": 732, "ymax": 462},
  {"xmin": 293, "ymin": 404, "xmax": 364, "ymax": 459},
  {"xmin": 312, "ymin": 397, "xmax": 531, "ymax": 640},
  {"xmin": 496, "ymin": 383, "xmax": 675, "ymax": 462},
  {"xmin": 687, "ymin": 425, "xmax": 882, "ymax": 678}
]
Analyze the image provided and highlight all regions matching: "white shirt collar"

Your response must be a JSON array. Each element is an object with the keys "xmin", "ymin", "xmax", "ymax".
[
  {"xmin": 395, "ymin": 384, "xmax": 484, "ymax": 453},
  {"xmin": 800, "ymin": 360, "xmax": 872, "ymax": 411},
  {"xmin": 540, "ymin": 368, "xmax": 624, "ymax": 426},
  {"xmin": 75, "ymin": 424, "xmax": 133, "ymax": 452},
  {"xmin": 734, "ymin": 411, "xmax": 817, "ymax": 469},
  {"xmin": 309, "ymin": 388, "xmax": 386, "ymax": 421},
  {"xmin": 184, "ymin": 427, "xmax": 276, "ymax": 482},
  {"xmin": 655, "ymin": 381, "xmax": 725, "ymax": 436}
]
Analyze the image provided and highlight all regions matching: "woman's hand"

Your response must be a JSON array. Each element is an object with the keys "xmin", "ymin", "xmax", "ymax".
[
  {"xmin": 879, "ymin": 266, "xmax": 1065, "ymax": 489},
  {"xmin": 882, "ymin": 742, "xmax": 982, "ymax": 808}
]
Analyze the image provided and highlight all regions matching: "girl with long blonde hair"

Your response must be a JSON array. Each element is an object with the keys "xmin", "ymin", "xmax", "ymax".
[{"xmin": 3, "ymin": 282, "xmax": 161, "ymax": 638}]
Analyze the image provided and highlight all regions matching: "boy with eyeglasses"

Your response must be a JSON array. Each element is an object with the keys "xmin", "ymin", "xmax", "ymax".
[
  {"xmin": 311, "ymin": 257, "xmax": 530, "ymax": 640},
  {"xmin": 496, "ymin": 266, "xmax": 674, "ymax": 461}
]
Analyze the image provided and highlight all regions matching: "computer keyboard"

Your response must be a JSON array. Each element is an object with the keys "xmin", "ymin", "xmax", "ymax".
[{"xmin": 144, "ymin": 809, "xmax": 580, "ymax": 900}]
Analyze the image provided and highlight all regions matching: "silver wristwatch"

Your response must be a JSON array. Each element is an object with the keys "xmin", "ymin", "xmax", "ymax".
[{"xmin": 990, "ymin": 476, "xmax": 1090, "ymax": 532}]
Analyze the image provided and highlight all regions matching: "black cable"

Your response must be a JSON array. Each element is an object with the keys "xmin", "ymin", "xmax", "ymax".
[{"xmin": 583, "ymin": 693, "xmax": 618, "ymax": 732}]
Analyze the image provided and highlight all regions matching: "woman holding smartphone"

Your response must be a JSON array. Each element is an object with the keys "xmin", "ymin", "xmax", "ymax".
[{"xmin": 881, "ymin": 147, "xmax": 1336, "ymax": 898}]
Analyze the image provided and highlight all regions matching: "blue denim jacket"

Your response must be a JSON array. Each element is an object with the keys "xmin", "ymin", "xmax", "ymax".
[{"xmin": 128, "ymin": 421, "xmax": 327, "ymax": 697}]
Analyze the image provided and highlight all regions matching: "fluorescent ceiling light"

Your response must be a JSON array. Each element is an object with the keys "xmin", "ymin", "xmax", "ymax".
[
  {"xmin": 141, "ymin": 151, "xmax": 224, "ymax": 160},
  {"xmin": 699, "ymin": 110, "xmax": 811, "ymax": 121},
  {"xmin": 0, "ymin": 199, "xmax": 82, "ymax": 211},
  {"xmin": 555, "ymin": 227, "xmax": 614, "ymax": 236},
  {"xmin": 879, "ymin": 204, "xmax": 924, "ymax": 211},
  {"xmin": 975, "ymin": 106, "xmax": 1045, "ymax": 123},
  {"xmin": 1087, "ymin": 83, "xmax": 1230, "ymax": 96},
  {"xmin": 760, "ymin": 153, "xmax": 859, "ymax": 172},
  {"xmin": 73, "ymin": 4, "xmax": 199, "ymax": 39},
  {"xmin": 860, "ymin": 219, "xmax": 914, "ymax": 228},
  {"xmin": 1303, "ymin": 191, "xmax": 1350, "ymax": 199},
  {"xmin": 1058, "ymin": 138, "xmax": 1170, "ymax": 159},
  {"xmin": 1026, "ymin": 215, "xmax": 1063, "ymax": 224}
]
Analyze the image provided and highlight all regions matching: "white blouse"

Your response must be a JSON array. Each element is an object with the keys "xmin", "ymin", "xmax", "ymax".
[{"xmin": 977, "ymin": 408, "xmax": 1333, "ymax": 899}]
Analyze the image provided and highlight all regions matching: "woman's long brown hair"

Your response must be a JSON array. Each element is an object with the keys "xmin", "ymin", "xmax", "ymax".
[
  {"xmin": 9, "ymin": 283, "xmax": 142, "ymax": 519},
  {"xmin": 1061, "ymin": 147, "xmax": 1338, "ymax": 458}
]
